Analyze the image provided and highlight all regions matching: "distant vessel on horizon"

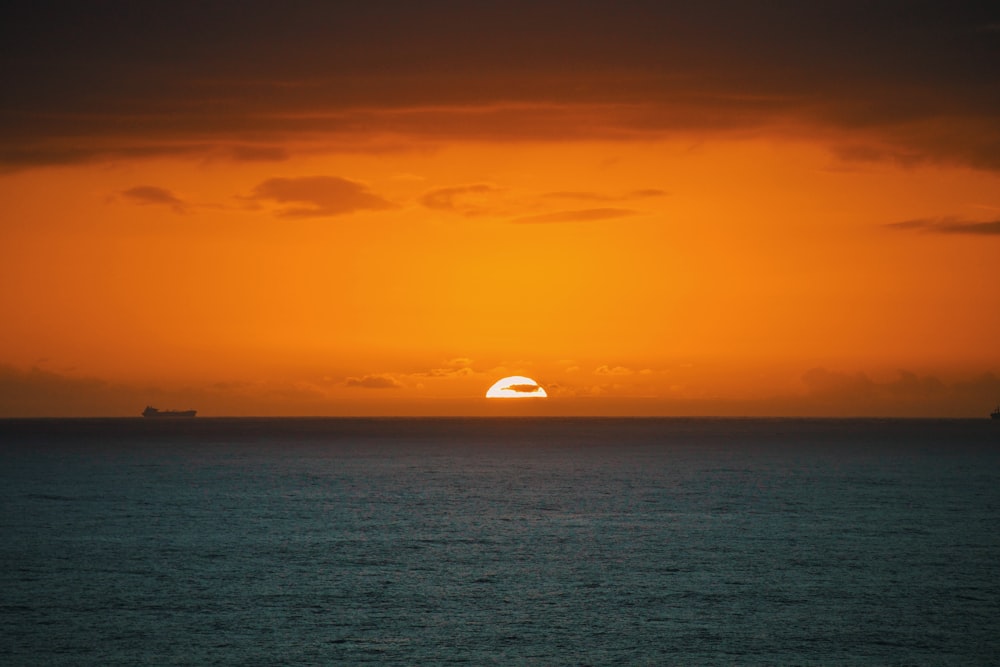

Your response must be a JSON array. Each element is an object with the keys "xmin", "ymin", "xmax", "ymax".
[
  {"xmin": 992, "ymin": 406, "xmax": 1000, "ymax": 420},
  {"xmin": 142, "ymin": 406, "xmax": 196, "ymax": 418}
]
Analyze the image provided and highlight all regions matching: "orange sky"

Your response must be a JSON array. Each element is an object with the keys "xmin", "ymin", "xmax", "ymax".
[{"xmin": 2, "ymin": 2, "xmax": 999, "ymax": 416}]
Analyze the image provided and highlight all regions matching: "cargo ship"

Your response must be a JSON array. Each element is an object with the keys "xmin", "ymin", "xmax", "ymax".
[
  {"xmin": 992, "ymin": 406, "xmax": 1000, "ymax": 420},
  {"xmin": 142, "ymin": 406, "xmax": 196, "ymax": 418}
]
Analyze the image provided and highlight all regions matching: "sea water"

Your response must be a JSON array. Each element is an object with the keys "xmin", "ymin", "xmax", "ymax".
[{"xmin": 2, "ymin": 418, "xmax": 999, "ymax": 665}]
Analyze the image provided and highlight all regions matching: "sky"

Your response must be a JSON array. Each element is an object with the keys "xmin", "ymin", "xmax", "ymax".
[{"xmin": 2, "ymin": 1, "xmax": 999, "ymax": 416}]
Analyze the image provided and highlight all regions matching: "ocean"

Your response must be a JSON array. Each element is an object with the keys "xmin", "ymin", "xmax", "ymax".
[{"xmin": 2, "ymin": 417, "xmax": 998, "ymax": 665}]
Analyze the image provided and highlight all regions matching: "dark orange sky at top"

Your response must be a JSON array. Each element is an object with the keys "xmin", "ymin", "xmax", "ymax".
[{"xmin": 1, "ymin": 1, "xmax": 999, "ymax": 416}]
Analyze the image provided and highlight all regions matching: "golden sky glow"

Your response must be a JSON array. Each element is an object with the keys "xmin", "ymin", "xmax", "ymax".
[{"xmin": 1, "ymin": 3, "xmax": 999, "ymax": 416}]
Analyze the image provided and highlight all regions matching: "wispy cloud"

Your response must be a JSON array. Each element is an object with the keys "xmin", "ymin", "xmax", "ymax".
[
  {"xmin": 121, "ymin": 186, "xmax": 189, "ymax": 214},
  {"xmin": 594, "ymin": 365, "xmax": 634, "ymax": 376},
  {"xmin": 345, "ymin": 374, "xmax": 403, "ymax": 389},
  {"xmin": 418, "ymin": 366, "xmax": 476, "ymax": 378},
  {"xmin": 250, "ymin": 176, "xmax": 394, "ymax": 218},
  {"xmin": 542, "ymin": 189, "xmax": 667, "ymax": 202},
  {"xmin": 510, "ymin": 208, "xmax": 636, "ymax": 224},
  {"xmin": 420, "ymin": 184, "xmax": 502, "ymax": 216},
  {"xmin": 886, "ymin": 217, "xmax": 1000, "ymax": 235}
]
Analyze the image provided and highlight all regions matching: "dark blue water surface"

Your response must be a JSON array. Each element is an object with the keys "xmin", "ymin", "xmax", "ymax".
[{"xmin": 2, "ymin": 418, "xmax": 999, "ymax": 665}]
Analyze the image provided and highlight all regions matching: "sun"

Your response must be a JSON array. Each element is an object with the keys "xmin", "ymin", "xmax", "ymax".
[{"xmin": 486, "ymin": 375, "xmax": 548, "ymax": 399}]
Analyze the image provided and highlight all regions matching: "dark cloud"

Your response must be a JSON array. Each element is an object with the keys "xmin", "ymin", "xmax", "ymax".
[
  {"xmin": 250, "ymin": 176, "xmax": 393, "ymax": 218},
  {"xmin": 0, "ymin": 364, "xmax": 351, "ymax": 416},
  {"xmin": 121, "ymin": 186, "xmax": 189, "ymax": 214},
  {"xmin": 797, "ymin": 367, "xmax": 999, "ymax": 416},
  {"xmin": 886, "ymin": 217, "xmax": 1000, "ymax": 235},
  {"xmin": 542, "ymin": 189, "xmax": 667, "ymax": 202},
  {"xmin": 510, "ymin": 208, "xmax": 636, "ymax": 224},
  {"xmin": 886, "ymin": 370, "xmax": 948, "ymax": 399},
  {"xmin": 504, "ymin": 383, "xmax": 541, "ymax": 393},
  {"xmin": 800, "ymin": 367, "xmax": 948, "ymax": 401},
  {"xmin": 0, "ymin": 144, "xmax": 210, "ymax": 172},
  {"xmin": 953, "ymin": 372, "xmax": 1000, "ymax": 400},
  {"xmin": 420, "ymin": 184, "xmax": 500, "ymax": 215},
  {"xmin": 1, "ymin": 2, "xmax": 998, "ymax": 170},
  {"xmin": 229, "ymin": 145, "xmax": 289, "ymax": 162},
  {"xmin": 345, "ymin": 374, "xmax": 402, "ymax": 389},
  {"xmin": 801, "ymin": 367, "xmax": 875, "ymax": 398},
  {"xmin": 543, "ymin": 191, "xmax": 617, "ymax": 202},
  {"xmin": 934, "ymin": 221, "xmax": 1000, "ymax": 236},
  {"xmin": 0, "ymin": 364, "xmax": 136, "ymax": 416}
]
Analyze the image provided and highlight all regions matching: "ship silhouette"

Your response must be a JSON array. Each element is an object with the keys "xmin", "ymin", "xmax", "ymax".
[{"xmin": 143, "ymin": 406, "xmax": 196, "ymax": 418}]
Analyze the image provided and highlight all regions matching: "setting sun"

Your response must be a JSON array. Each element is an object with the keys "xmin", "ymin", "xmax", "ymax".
[{"xmin": 486, "ymin": 376, "xmax": 548, "ymax": 399}]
